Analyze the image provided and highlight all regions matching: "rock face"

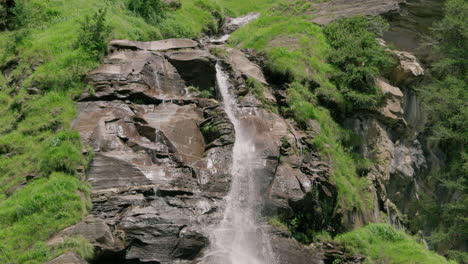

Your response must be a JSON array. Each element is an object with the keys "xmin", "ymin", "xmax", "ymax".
[
  {"xmin": 71, "ymin": 37, "xmax": 343, "ymax": 263},
  {"xmin": 383, "ymin": 0, "xmax": 444, "ymax": 58},
  {"xmin": 311, "ymin": 0, "xmax": 403, "ymax": 25},
  {"xmin": 73, "ymin": 39, "xmax": 235, "ymax": 263},
  {"xmin": 44, "ymin": 252, "xmax": 88, "ymax": 264},
  {"xmin": 345, "ymin": 46, "xmax": 429, "ymax": 227}
]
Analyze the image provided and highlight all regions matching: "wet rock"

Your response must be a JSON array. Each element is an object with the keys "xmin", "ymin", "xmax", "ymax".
[
  {"xmin": 270, "ymin": 234, "xmax": 322, "ymax": 264},
  {"xmin": 166, "ymin": 49, "xmax": 217, "ymax": 90},
  {"xmin": 82, "ymin": 50, "xmax": 188, "ymax": 101},
  {"xmin": 109, "ymin": 38, "xmax": 198, "ymax": 52},
  {"xmin": 44, "ymin": 252, "xmax": 88, "ymax": 264},
  {"xmin": 71, "ymin": 39, "xmax": 239, "ymax": 264},
  {"xmin": 219, "ymin": 13, "xmax": 260, "ymax": 35},
  {"xmin": 226, "ymin": 48, "xmax": 269, "ymax": 87},
  {"xmin": 311, "ymin": 0, "xmax": 403, "ymax": 25},
  {"xmin": 48, "ymin": 217, "xmax": 119, "ymax": 252},
  {"xmin": 72, "ymin": 36, "xmax": 340, "ymax": 263}
]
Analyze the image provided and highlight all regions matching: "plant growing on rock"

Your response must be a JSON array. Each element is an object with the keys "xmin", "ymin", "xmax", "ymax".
[{"xmin": 324, "ymin": 16, "xmax": 394, "ymax": 110}]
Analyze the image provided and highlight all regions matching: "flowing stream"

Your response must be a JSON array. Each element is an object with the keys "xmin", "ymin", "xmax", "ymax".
[{"xmin": 202, "ymin": 64, "xmax": 276, "ymax": 264}]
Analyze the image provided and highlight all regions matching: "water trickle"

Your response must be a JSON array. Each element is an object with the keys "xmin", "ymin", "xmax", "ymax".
[
  {"xmin": 203, "ymin": 63, "xmax": 276, "ymax": 264},
  {"xmin": 208, "ymin": 13, "xmax": 260, "ymax": 44}
]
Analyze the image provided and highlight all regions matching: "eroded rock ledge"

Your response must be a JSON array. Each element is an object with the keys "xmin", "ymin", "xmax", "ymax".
[{"xmin": 55, "ymin": 37, "xmax": 349, "ymax": 264}]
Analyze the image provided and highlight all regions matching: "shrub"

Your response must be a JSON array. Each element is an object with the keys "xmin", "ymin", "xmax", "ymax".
[
  {"xmin": 324, "ymin": 16, "xmax": 394, "ymax": 109},
  {"xmin": 76, "ymin": 8, "xmax": 110, "ymax": 59},
  {"xmin": 128, "ymin": 0, "xmax": 168, "ymax": 25}
]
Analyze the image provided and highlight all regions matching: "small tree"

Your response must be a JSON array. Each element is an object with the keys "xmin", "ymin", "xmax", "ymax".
[
  {"xmin": 128, "ymin": 0, "xmax": 167, "ymax": 25},
  {"xmin": 77, "ymin": 8, "xmax": 110, "ymax": 59}
]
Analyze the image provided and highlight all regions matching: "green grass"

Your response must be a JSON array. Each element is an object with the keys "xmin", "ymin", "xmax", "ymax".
[
  {"xmin": 335, "ymin": 224, "xmax": 455, "ymax": 264},
  {"xmin": 0, "ymin": 173, "xmax": 90, "ymax": 263},
  {"xmin": 229, "ymin": 4, "xmax": 338, "ymax": 93}
]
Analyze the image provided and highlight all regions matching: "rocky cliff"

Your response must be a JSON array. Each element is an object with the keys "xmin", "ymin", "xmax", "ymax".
[
  {"xmin": 44, "ymin": 34, "xmax": 340, "ymax": 263},
  {"xmin": 44, "ymin": 1, "xmax": 447, "ymax": 263}
]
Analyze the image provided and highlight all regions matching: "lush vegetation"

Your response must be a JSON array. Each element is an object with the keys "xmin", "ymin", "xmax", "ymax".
[
  {"xmin": 230, "ymin": 0, "xmax": 375, "ymax": 222},
  {"xmin": 412, "ymin": 0, "xmax": 467, "ymax": 261},
  {"xmin": 0, "ymin": 0, "xmax": 464, "ymax": 262},
  {"xmin": 324, "ymin": 16, "xmax": 394, "ymax": 109},
  {"xmin": 336, "ymin": 224, "xmax": 456, "ymax": 264}
]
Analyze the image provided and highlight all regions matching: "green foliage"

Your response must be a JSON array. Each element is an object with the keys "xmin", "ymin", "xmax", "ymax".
[
  {"xmin": 431, "ymin": 0, "xmax": 467, "ymax": 78},
  {"xmin": 39, "ymin": 131, "xmax": 85, "ymax": 175},
  {"xmin": 268, "ymin": 217, "xmax": 289, "ymax": 231},
  {"xmin": 285, "ymin": 81, "xmax": 373, "ymax": 213},
  {"xmin": 324, "ymin": 16, "xmax": 394, "ymax": 109},
  {"xmin": 16, "ymin": 235, "xmax": 94, "ymax": 263},
  {"xmin": 77, "ymin": 9, "xmax": 110, "ymax": 60},
  {"xmin": 414, "ymin": 0, "xmax": 468, "ymax": 260},
  {"xmin": 231, "ymin": 1, "xmax": 375, "ymax": 219},
  {"xmin": 335, "ymin": 224, "xmax": 454, "ymax": 264},
  {"xmin": 128, "ymin": 0, "xmax": 168, "ymax": 25},
  {"xmin": 0, "ymin": 173, "xmax": 89, "ymax": 263},
  {"xmin": 188, "ymin": 85, "xmax": 215, "ymax": 99},
  {"xmin": 230, "ymin": 6, "xmax": 337, "ymax": 90},
  {"xmin": 0, "ymin": 0, "xmax": 15, "ymax": 30}
]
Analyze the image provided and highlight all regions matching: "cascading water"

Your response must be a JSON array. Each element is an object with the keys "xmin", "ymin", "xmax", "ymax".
[{"xmin": 203, "ymin": 63, "xmax": 276, "ymax": 264}]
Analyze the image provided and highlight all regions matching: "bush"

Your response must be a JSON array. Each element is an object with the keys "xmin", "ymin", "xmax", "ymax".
[
  {"xmin": 128, "ymin": 0, "xmax": 167, "ymax": 25},
  {"xmin": 39, "ymin": 131, "xmax": 84, "ymax": 175},
  {"xmin": 324, "ymin": 16, "xmax": 394, "ymax": 109},
  {"xmin": 76, "ymin": 8, "xmax": 110, "ymax": 59}
]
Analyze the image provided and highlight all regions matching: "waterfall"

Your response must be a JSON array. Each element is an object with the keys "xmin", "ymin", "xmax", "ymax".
[{"xmin": 203, "ymin": 63, "xmax": 276, "ymax": 264}]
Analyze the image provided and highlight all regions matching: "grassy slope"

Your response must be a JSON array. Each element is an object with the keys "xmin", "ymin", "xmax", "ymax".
[{"xmin": 335, "ymin": 224, "xmax": 455, "ymax": 264}]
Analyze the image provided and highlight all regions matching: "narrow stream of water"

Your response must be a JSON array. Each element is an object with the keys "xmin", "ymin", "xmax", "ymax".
[{"xmin": 202, "ymin": 64, "xmax": 276, "ymax": 264}]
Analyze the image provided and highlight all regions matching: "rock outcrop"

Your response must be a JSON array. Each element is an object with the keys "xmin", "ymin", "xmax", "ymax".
[
  {"xmin": 45, "ymin": 253, "xmax": 88, "ymax": 264},
  {"xmin": 345, "ymin": 46, "xmax": 429, "ymax": 227},
  {"xmin": 69, "ymin": 35, "xmax": 342, "ymax": 263},
  {"xmin": 311, "ymin": 0, "xmax": 403, "ymax": 25}
]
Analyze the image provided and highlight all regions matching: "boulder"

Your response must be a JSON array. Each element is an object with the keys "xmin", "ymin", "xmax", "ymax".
[
  {"xmin": 311, "ymin": 0, "xmax": 403, "ymax": 25},
  {"xmin": 391, "ymin": 50, "xmax": 425, "ymax": 86},
  {"xmin": 109, "ymin": 38, "xmax": 198, "ymax": 52},
  {"xmin": 49, "ymin": 217, "xmax": 117, "ymax": 250},
  {"xmin": 375, "ymin": 78, "xmax": 405, "ymax": 125},
  {"xmin": 44, "ymin": 252, "xmax": 88, "ymax": 264},
  {"xmin": 227, "ymin": 48, "xmax": 267, "ymax": 84}
]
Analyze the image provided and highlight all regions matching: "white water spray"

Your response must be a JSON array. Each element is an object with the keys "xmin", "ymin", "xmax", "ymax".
[{"xmin": 203, "ymin": 64, "xmax": 276, "ymax": 264}]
